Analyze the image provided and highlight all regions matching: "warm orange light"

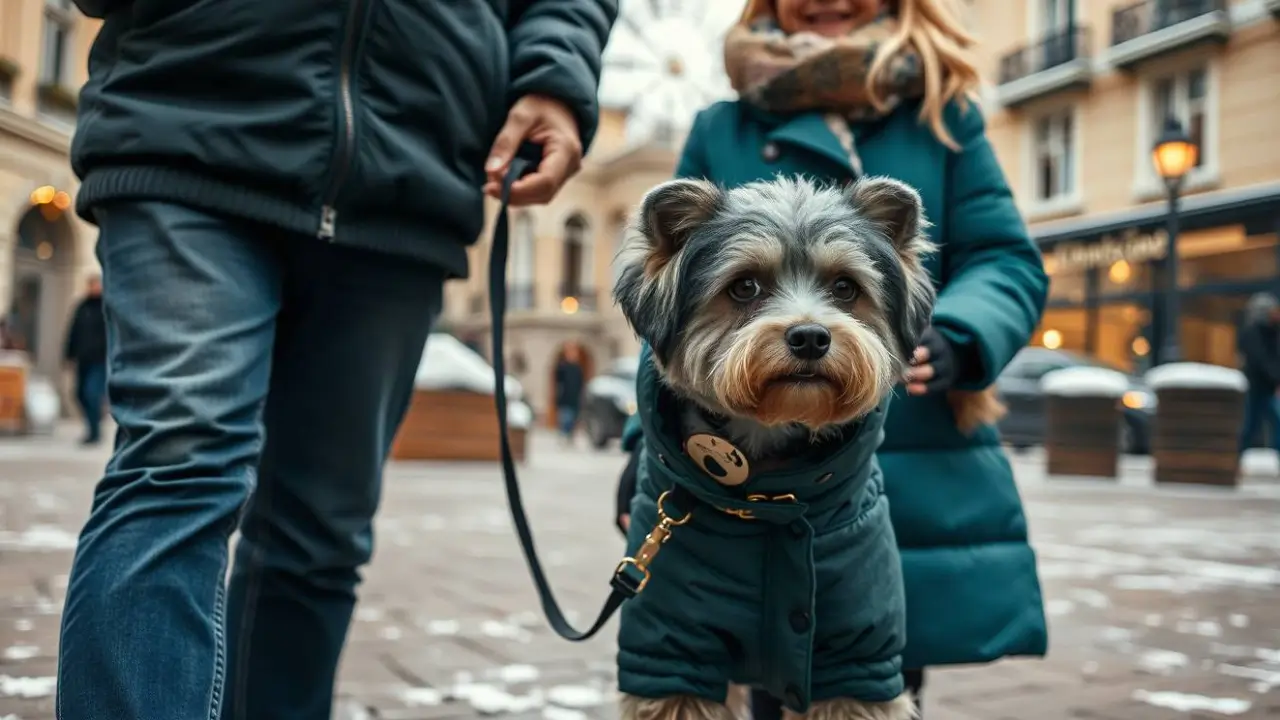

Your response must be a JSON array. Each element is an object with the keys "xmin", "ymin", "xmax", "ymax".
[
  {"xmin": 560, "ymin": 296, "xmax": 580, "ymax": 315},
  {"xmin": 52, "ymin": 191, "xmax": 72, "ymax": 210},
  {"xmin": 1131, "ymin": 336, "xmax": 1150, "ymax": 357},
  {"xmin": 1108, "ymin": 260, "xmax": 1131, "ymax": 284},
  {"xmin": 30, "ymin": 185, "xmax": 56, "ymax": 205},
  {"xmin": 1041, "ymin": 329, "xmax": 1063, "ymax": 350},
  {"xmin": 1152, "ymin": 139, "xmax": 1198, "ymax": 181},
  {"xmin": 35, "ymin": 241, "xmax": 54, "ymax": 261},
  {"xmin": 38, "ymin": 203, "xmax": 62, "ymax": 221}
]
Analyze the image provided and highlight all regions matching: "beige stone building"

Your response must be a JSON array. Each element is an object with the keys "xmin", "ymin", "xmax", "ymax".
[
  {"xmin": 440, "ymin": 108, "xmax": 678, "ymax": 423},
  {"xmin": 1, "ymin": 0, "xmax": 100, "ymax": 391},
  {"xmin": 970, "ymin": 0, "xmax": 1280, "ymax": 371}
]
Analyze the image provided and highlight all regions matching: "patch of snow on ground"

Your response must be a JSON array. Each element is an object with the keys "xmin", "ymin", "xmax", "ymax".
[
  {"xmin": 1, "ymin": 645, "xmax": 37, "ymax": 661},
  {"xmin": 1131, "ymin": 690, "xmax": 1251, "ymax": 715},
  {"xmin": 0, "ymin": 675, "xmax": 55, "ymax": 698},
  {"xmin": 0, "ymin": 525, "xmax": 77, "ymax": 551},
  {"xmin": 400, "ymin": 687, "xmax": 443, "ymax": 706},
  {"xmin": 1136, "ymin": 649, "xmax": 1189, "ymax": 675},
  {"xmin": 1217, "ymin": 663, "xmax": 1280, "ymax": 693},
  {"xmin": 546, "ymin": 685, "xmax": 607, "ymax": 708},
  {"xmin": 543, "ymin": 708, "xmax": 589, "ymax": 720},
  {"xmin": 1228, "ymin": 614, "xmax": 1250, "ymax": 628}
]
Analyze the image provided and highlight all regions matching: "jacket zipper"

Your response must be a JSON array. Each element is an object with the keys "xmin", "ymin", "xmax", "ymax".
[{"xmin": 318, "ymin": 0, "xmax": 369, "ymax": 240}]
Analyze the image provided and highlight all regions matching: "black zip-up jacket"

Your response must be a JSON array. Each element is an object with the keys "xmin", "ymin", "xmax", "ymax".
[
  {"xmin": 64, "ymin": 296, "xmax": 107, "ymax": 366},
  {"xmin": 70, "ymin": 0, "xmax": 617, "ymax": 277}
]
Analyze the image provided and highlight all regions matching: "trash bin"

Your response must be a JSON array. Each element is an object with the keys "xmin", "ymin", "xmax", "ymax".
[
  {"xmin": 1041, "ymin": 366, "xmax": 1130, "ymax": 479},
  {"xmin": 1145, "ymin": 362, "xmax": 1247, "ymax": 487}
]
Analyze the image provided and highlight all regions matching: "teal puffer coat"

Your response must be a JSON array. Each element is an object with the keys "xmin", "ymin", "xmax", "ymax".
[
  {"xmin": 620, "ymin": 98, "xmax": 1049, "ymax": 669},
  {"xmin": 618, "ymin": 347, "xmax": 906, "ymax": 714}
]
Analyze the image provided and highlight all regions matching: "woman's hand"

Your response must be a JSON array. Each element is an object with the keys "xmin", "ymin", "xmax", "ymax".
[{"xmin": 903, "ymin": 327, "xmax": 957, "ymax": 396}]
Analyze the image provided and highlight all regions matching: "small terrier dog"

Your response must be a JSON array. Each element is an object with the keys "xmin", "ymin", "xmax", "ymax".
[{"xmin": 611, "ymin": 175, "xmax": 940, "ymax": 720}]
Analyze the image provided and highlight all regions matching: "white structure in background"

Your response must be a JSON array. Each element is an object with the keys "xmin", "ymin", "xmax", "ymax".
[
  {"xmin": 413, "ymin": 333, "xmax": 533, "ymax": 429},
  {"xmin": 599, "ymin": 0, "xmax": 740, "ymax": 148}
]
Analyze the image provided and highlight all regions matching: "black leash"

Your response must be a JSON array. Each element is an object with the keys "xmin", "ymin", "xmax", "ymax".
[{"xmin": 487, "ymin": 144, "xmax": 691, "ymax": 641}]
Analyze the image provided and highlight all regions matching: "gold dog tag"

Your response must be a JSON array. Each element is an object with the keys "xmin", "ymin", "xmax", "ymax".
[{"xmin": 684, "ymin": 433, "xmax": 750, "ymax": 486}]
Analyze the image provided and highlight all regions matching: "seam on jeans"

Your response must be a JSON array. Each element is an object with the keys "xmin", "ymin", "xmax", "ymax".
[
  {"xmin": 209, "ymin": 465, "xmax": 256, "ymax": 720},
  {"xmin": 228, "ymin": 463, "xmax": 272, "ymax": 720}
]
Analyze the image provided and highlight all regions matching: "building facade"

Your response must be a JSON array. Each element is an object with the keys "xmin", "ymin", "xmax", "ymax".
[
  {"xmin": 972, "ymin": 0, "xmax": 1280, "ymax": 372},
  {"xmin": 439, "ymin": 108, "xmax": 675, "ymax": 424},
  {"xmin": 1, "ymin": 1, "xmax": 100, "ymax": 393}
]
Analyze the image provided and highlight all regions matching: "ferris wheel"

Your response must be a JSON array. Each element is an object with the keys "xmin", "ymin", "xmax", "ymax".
[{"xmin": 599, "ymin": 0, "xmax": 741, "ymax": 147}]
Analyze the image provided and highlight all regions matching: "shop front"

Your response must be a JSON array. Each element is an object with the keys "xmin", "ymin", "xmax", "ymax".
[{"xmin": 1031, "ymin": 182, "xmax": 1280, "ymax": 373}]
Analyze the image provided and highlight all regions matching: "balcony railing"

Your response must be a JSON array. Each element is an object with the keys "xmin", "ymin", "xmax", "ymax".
[
  {"xmin": 999, "ymin": 25, "xmax": 1092, "ymax": 86},
  {"xmin": 1111, "ymin": 0, "xmax": 1228, "ymax": 47},
  {"xmin": 995, "ymin": 25, "xmax": 1093, "ymax": 108}
]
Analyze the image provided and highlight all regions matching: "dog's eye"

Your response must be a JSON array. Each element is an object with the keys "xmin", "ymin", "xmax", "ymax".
[
  {"xmin": 728, "ymin": 278, "xmax": 762, "ymax": 302},
  {"xmin": 831, "ymin": 277, "xmax": 859, "ymax": 302}
]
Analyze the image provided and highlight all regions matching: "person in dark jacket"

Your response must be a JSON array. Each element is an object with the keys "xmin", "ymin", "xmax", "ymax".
[
  {"xmin": 63, "ymin": 275, "xmax": 108, "ymax": 445},
  {"xmin": 553, "ymin": 342, "xmax": 586, "ymax": 444},
  {"xmin": 1237, "ymin": 292, "xmax": 1280, "ymax": 453},
  {"xmin": 55, "ymin": 2, "xmax": 617, "ymax": 718}
]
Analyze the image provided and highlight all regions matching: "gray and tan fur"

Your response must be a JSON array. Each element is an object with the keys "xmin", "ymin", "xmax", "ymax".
[
  {"xmin": 611, "ymin": 176, "xmax": 934, "ymax": 719},
  {"xmin": 614, "ymin": 175, "xmax": 936, "ymax": 458}
]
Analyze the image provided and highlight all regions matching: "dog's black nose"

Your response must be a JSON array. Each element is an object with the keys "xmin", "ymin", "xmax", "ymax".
[{"xmin": 785, "ymin": 324, "xmax": 831, "ymax": 360}]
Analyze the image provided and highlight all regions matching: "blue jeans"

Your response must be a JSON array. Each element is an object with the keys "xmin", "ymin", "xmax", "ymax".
[
  {"xmin": 74, "ymin": 360, "xmax": 106, "ymax": 442},
  {"xmin": 557, "ymin": 405, "xmax": 578, "ymax": 436},
  {"xmin": 56, "ymin": 202, "xmax": 444, "ymax": 720},
  {"xmin": 1239, "ymin": 385, "xmax": 1280, "ymax": 453}
]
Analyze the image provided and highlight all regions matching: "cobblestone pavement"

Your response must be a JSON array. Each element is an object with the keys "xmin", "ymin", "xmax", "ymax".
[{"xmin": 1, "ymin": 426, "xmax": 1279, "ymax": 719}]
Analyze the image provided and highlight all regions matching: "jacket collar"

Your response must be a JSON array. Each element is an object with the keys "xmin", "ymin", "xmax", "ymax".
[{"xmin": 745, "ymin": 105, "xmax": 897, "ymax": 177}]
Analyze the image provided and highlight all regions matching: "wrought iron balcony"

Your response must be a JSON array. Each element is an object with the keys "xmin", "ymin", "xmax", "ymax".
[
  {"xmin": 1108, "ymin": 0, "xmax": 1230, "ymax": 69},
  {"xmin": 996, "ymin": 25, "xmax": 1093, "ymax": 109}
]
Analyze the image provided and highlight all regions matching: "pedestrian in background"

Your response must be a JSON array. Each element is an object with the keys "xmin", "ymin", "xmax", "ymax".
[
  {"xmin": 554, "ymin": 342, "xmax": 587, "ymax": 446},
  {"xmin": 63, "ymin": 274, "xmax": 107, "ymax": 445},
  {"xmin": 615, "ymin": 0, "xmax": 1050, "ymax": 715},
  {"xmin": 1237, "ymin": 292, "xmax": 1280, "ymax": 453},
  {"xmin": 55, "ymin": 1, "xmax": 616, "ymax": 718}
]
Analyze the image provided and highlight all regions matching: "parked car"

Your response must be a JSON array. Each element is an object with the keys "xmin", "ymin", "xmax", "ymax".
[
  {"xmin": 581, "ymin": 355, "xmax": 640, "ymax": 449},
  {"xmin": 995, "ymin": 347, "xmax": 1156, "ymax": 455}
]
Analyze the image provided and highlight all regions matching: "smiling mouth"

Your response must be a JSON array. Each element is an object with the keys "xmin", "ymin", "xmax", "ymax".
[{"xmin": 804, "ymin": 11, "xmax": 855, "ymax": 25}]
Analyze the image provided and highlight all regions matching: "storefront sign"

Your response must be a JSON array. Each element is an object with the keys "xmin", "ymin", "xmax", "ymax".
[{"xmin": 1050, "ymin": 230, "xmax": 1169, "ymax": 272}]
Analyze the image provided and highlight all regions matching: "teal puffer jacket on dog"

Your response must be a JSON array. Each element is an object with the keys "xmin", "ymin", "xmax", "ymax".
[{"xmin": 616, "ymin": 346, "xmax": 907, "ymax": 714}]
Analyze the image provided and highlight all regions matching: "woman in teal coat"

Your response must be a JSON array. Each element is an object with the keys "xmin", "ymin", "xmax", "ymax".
[{"xmin": 615, "ymin": 0, "xmax": 1050, "ymax": 714}]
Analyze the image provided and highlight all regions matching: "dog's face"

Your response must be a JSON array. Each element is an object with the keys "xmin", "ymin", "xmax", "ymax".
[{"xmin": 614, "ymin": 176, "xmax": 937, "ymax": 430}]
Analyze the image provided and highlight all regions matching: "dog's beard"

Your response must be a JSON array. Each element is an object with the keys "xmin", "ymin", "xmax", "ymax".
[{"xmin": 710, "ymin": 318, "xmax": 896, "ymax": 429}]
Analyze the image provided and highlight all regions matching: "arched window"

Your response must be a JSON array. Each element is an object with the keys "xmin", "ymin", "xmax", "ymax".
[
  {"xmin": 562, "ymin": 214, "xmax": 594, "ymax": 310},
  {"xmin": 510, "ymin": 213, "xmax": 536, "ymax": 310}
]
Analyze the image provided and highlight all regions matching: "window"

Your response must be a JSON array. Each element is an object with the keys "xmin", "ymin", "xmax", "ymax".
[
  {"xmin": 562, "ymin": 215, "xmax": 590, "ymax": 300},
  {"xmin": 510, "ymin": 214, "xmax": 536, "ymax": 310},
  {"xmin": 1151, "ymin": 66, "xmax": 1209, "ymax": 172},
  {"xmin": 41, "ymin": 0, "xmax": 75, "ymax": 87},
  {"xmin": 1039, "ymin": 0, "xmax": 1070, "ymax": 33},
  {"xmin": 1032, "ymin": 110, "xmax": 1076, "ymax": 203}
]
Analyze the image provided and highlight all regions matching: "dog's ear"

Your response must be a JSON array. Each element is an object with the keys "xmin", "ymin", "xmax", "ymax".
[
  {"xmin": 847, "ymin": 177, "xmax": 929, "ymax": 258},
  {"xmin": 611, "ymin": 179, "xmax": 722, "ymax": 364},
  {"xmin": 634, "ymin": 178, "xmax": 723, "ymax": 275},
  {"xmin": 848, "ymin": 176, "xmax": 938, "ymax": 359}
]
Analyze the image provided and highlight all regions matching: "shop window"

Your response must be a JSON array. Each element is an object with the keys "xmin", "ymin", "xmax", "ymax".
[
  {"xmin": 1031, "ymin": 109, "xmax": 1077, "ymax": 205},
  {"xmin": 1177, "ymin": 231, "xmax": 1279, "ymax": 289}
]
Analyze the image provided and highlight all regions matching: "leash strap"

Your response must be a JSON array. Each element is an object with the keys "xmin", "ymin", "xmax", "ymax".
[{"xmin": 488, "ymin": 144, "xmax": 691, "ymax": 641}]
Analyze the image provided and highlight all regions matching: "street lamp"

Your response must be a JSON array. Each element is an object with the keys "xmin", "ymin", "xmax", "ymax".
[{"xmin": 1151, "ymin": 116, "xmax": 1198, "ymax": 364}]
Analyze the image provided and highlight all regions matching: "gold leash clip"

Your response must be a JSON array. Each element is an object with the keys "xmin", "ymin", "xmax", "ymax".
[{"xmin": 614, "ymin": 490, "xmax": 692, "ymax": 593}]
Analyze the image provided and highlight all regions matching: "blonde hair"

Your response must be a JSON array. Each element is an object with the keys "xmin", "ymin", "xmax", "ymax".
[{"xmin": 736, "ymin": 0, "xmax": 981, "ymax": 149}]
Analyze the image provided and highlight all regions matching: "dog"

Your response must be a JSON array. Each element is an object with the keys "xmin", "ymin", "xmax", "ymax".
[{"xmin": 611, "ymin": 175, "xmax": 941, "ymax": 720}]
